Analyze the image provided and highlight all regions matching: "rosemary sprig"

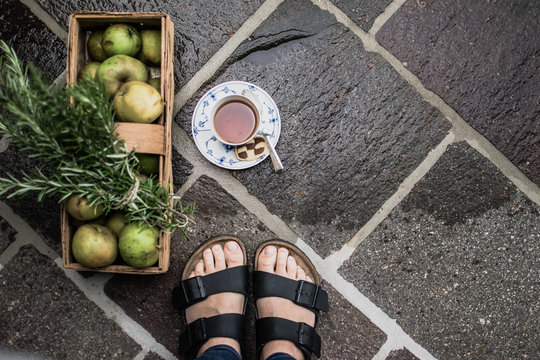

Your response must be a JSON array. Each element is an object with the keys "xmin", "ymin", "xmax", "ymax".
[{"xmin": 0, "ymin": 41, "xmax": 194, "ymax": 233}]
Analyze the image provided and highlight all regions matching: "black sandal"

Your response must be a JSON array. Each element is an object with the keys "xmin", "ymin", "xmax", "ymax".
[
  {"xmin": 172, "ymin": 236, "xmax": 248, "ymax": 359},
  {"xmin": 253, "ymin": 239, "xmax": 329, "ymax": 359}
]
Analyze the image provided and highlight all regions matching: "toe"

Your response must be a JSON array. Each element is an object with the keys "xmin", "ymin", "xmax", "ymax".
[
  {"xmin": 287, "ymin": 256, "xmax": 297, "ymax": 278},
  {"xmin": 258, "ymin": 245, "xmax": 277, "ymax": 272},
  {"xmin": 276, "ymin": 248, "xmax": 289, "ymax": 276},
  {"xmin": 194, "ymin": 259, "xmax": 205, "ymax": 276},
  {"xmin": 296, "ymin": 266, "xmax": 306, "ymax": 281},
  {"xmin": 189, "ymin": 271, "xmax": 196, "ymax": 278},
  {"xmin": 306, "ymin": 275, "xmax": 313, "ymax": 283},
  {"xmin": 224, "ymin": 241, "xmax": 244, "ymax": 267},
  {"xmin": 212, "ymin": 244, "xmax": 226, "ymax": 270},
  {"xmin": 203, "ymin": 248, "xmax": 215, "ymax": 273}
]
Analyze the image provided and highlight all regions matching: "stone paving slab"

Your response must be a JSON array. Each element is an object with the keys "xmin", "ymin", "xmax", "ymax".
[
  {"xmin": 387, "ymin": 349, "xmax": 420, "ymax": 360},
  {"xmin": 176, "ymin": 0, "xmax": 451, "ymax": 258},
  {"xmin": 0, "ymin": 217, "xmax": 16, "ymax": 253},
  {"xmin": 332, "ymin": 0, "xmax": 393, "ymax": 31},
  {"xmin": 340, "ymin": 142, "xmax": 540, "ymax": 359},
  {"xmin": 377, "ymin": 0, "xmax": 540, "ymax": 185},
  {"xmin": 0, "ymin": 245, "xmax": 141, "ymax": 359},
  {"xmin": 35, "ymin": 0, "xmax": 264, "ymax": 90},
  {"xmin": 0, "ymin": 0, "xmax": 65, "ymax": 79}
]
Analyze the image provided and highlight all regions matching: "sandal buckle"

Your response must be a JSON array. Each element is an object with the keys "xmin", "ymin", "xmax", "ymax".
[
  {"xmin": 188, "ymin": 318, "xmax": 207, "ymax": 343},
  {"xmin": 295, "ymin": 280, "xmax": 319, "ymax": 308},
  {"xmin": 181, "ymin": 276, "xmax": 207, "ymax": 304}
]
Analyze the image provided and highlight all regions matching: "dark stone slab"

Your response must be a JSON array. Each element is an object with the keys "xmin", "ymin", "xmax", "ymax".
[
  {"xmin": 0, "ymin": 245, "xmax": 141, "ymax": 359},
  {"xmin": 172, "ymin": 146, "xmax": 193, "ymax": 193},
  {"xmin": 319, "ymin": 280, "xmax": 386, "ymax": 359},
  {"xmin": 144, "ymin": 351, "xmax": 165, "ymax": 360},
  {"xmin": 0, "ymin": 0, "xmax": 65, "ymax": 80},
  {"xmin": 177, "ymin": 0, "xmax": 450, "ymax": 257},
  {"xmin": 104, "ymin": 175, "xmax": 278, "ymax": 357},
  {"xmin": 0, "ymin": 144, "xmax": 61, "ymax": 254},
  {"xmin": 35, "ymin": 0, "xmax": 264, "ymax": 89},
  {"xmin": 340, "ymin": 142, "xmax": 540, "ymax": 359},
  {"xmin": 332, "ymin": 0, "xmax": 393, "ymax": 31},
  {"xmin": 387, "ymin": 349, "xmax": 420, "ymax": 360},
  {"xmin": 377, "ymin": 0, "xmax": 540, "ymax": 184},
  {"xmin": 0, "ymin": 216, "xmax": 17, "ymax": 253}
]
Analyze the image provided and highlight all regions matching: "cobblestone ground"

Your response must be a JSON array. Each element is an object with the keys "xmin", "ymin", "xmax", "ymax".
[{"xmin": 0, "ymin": 1, "xmax": 539, "ymax": 359}]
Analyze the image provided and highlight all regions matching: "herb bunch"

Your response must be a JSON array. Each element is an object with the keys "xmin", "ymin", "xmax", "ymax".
[{"xmin": 0, "ymin": 41, "xmax": 193, "ymax": 233}]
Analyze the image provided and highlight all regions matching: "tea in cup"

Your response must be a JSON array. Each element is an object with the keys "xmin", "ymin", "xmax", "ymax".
[{"xmin": 210, "ymin": 90, "xmax": 262, "ymax": 146}]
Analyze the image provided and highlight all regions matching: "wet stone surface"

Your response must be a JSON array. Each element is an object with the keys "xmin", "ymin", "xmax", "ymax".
[
  {"xmin": 332, "ymin": 0, "xmax": 393, "ymax": 31},
  {"xmin": 0, "ymin": 144, "xmax": 61, "ymax": 254},
  {"xmin": 0, "ymin": 216, "xmax": 17, "ymax": 253},
  {"xmin": 340, "ymin": 142, "xmax": 540, "ymax": 360},
  {"xmin": 177, "ymin": 0, "xmax": 450, "ymax": 257},
  {"xmin": 386, "ymin": 349, "xmax": 420, "ymax": 360},
  {"xmin": 104, "ymin": 175, "xmax": 278, "ymax": 357},
  {"xmin": 0, "ymin": 245, "xmax": 141, "ymax": 359},
  {"xmin": 36, "ymin": 0, "xmax": 264, "ymax": 90},
  {"xmin": 377, "ymin": 0, "xmax": 540, "ymax": 184},
  {"xmin": 0, "ymin": 0, "xmax": 66, "ymax": 80}
]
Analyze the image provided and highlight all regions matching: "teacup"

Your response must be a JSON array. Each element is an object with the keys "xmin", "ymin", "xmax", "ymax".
[{"xmin": 209, "ymin": 89, "xmax": 263, "ymax": 146}]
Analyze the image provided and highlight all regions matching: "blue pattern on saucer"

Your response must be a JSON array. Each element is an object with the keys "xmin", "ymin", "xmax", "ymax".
[{"xmin": 191, "ymin": 81, "xmax": 281, "ymax": 170}]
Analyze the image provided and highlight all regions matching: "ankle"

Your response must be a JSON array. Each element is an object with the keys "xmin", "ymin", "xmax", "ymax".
[
  {"xmin": 261, "ymin": 340, "xmax": 304, "ymax": 360},
  {"xmin": 198, "ymin": 337, "xmax": 242, "ymax": 358}
]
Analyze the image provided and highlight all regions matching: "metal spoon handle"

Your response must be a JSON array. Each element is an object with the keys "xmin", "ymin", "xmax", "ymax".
[{"xmin": 263, "ymin": 134, "xmax": 284, "ymax": 172}]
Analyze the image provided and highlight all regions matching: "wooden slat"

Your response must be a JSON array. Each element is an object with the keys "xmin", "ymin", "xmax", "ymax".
[{"xmin": 114, "ymin": 122, "xmax": 166, "ymax": 155}]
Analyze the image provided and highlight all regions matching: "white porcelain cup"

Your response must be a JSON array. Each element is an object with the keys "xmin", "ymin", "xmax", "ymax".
[{"xmin": 209, "ymin": 89, "xmax": 263, "ymax": 146}]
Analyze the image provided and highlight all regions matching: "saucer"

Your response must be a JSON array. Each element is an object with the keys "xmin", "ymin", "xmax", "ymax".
[{"xmin": 191, "ymin": 81, "xmax": 281, "ymax": 170}]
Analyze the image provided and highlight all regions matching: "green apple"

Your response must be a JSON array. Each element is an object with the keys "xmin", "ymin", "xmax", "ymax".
[
  {"xmin": 78, "ymin": 62, "xmax": 101, "ymax": 81},
  {"xmin": 119, "ymin": 222, "xmax": 160, "ymax": 268},
  {"xmin": 105, "ymin": 212, "xmax": 127, "ymax": 237},
  {"xmin": 136, "ymin": 153, "xmax": 160, "ymax": 176},
  {"xmin": 138, "ymin": 29, "xmax": 161, "ymax": 65},
  {"xmin": 72, "ymin": 224, "xmax": 117, "ymax": 267},
  {"xmin": 87, "ymin": 30, "xmax": 107, "ymax": 61},
  {"xmin": 96, "ymin": 55, "xmax": 148, "ymax": 97},
  {"xmin": 147, "ymin": 77, "xmax": 161, "ymax": 93},
  {"xmin": 66, "ymin": 195, "xmax": 105, "ymax": 221},
  {"xmin": 102, "ymin": 23, "xmax": 141, "ymax": 57},
  {"xmin": 113, "ymin": 81, "xmax": 163, "ymax": 123}
]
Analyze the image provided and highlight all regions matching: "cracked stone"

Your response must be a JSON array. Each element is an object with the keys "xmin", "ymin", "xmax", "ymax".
[
  {"xmin": 340, "ymin": 142, "xmax": 540, "ymax": 359},
  {"xmin": 177, "ymin": 0, "xmax": 450, "ymax": 257},
  {"xmin": 377, "ymin": 0, "xmax": 540, "ymax": 184}
]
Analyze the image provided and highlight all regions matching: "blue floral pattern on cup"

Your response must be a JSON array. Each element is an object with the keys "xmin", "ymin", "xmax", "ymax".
[{"xmin": 191, "ymin": 81, "xmax": 281, "ymax": 170}]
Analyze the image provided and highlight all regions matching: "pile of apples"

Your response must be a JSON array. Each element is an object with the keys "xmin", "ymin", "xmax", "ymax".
[
  {"xmin": 67, "ymin": 23, "xmax": 166, "ymax": 269},
  {"xmin": 79, "ymin": 23, "xmax": 164, "ymax": 124}
]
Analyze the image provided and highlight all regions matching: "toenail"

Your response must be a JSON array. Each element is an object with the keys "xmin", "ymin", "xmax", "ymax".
[
  {"xmin": 204, "ymin": 249, "xmax": 211, "ymax": 255},
  {"xmin": 212, "ymin": 245, "xmax": 221, "ymax": 251},
  {"xmin": 264, "ymin": 246, "xmax": 276, "ymax": 255},
  {"xmin": 226, "ymin": 241, "xmax": 239, "ymax": 251}
]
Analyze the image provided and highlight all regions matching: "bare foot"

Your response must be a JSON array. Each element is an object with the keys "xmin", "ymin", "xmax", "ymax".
[
  {"xmin": 185, "ymin": 241, "xmax": 245, "ymax": 357},
  {"xmin": 257, "ymin": 246, "xmax": 316, "ymax": 360}
]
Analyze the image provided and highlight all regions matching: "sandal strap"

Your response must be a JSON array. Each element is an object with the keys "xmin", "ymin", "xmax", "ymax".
[
  {"xmin": 172, "ymin": 265, "xmax": 248, "ymax": 310},
  {"xmin": 253, "ymin": 271, "xmax": 329, "ymax": 312},
  {"xmin": 256, "ymin": 317, "xmax": 322, "ymax": 358},
  {"xmin": 180, "ymin": 313, "xmax": 245, "ymax": 359}
]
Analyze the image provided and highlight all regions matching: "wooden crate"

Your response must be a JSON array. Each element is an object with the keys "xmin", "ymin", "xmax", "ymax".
[{"xmin": 62, "ymin": 12, "xmax": 174, "ymax": 274}]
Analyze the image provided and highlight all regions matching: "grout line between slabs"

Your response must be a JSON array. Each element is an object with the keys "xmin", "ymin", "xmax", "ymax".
[
  {"xmin": 368, "ymin": 0, "xmax": 408, "ymax": 36},
  {"xmin": 311, "ymin": 0, "xmax": 540, "ymax": 205},
  {"xmin": 19, "ymin": 0, "xmax": 68, "ymax": 42},
  {"xmin": 325, "ymin": 132, "xmax": 455, "ymax": 269}
]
